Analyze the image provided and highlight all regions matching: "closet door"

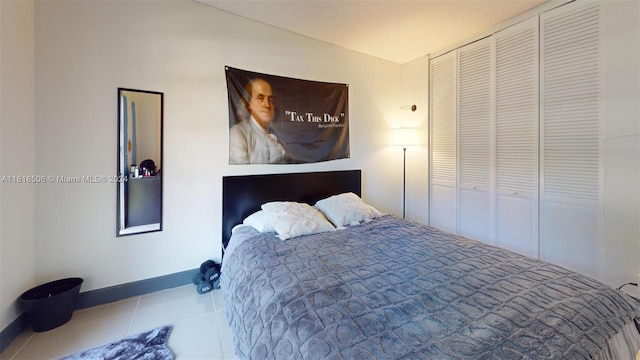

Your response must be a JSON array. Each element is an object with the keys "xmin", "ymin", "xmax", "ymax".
[
  {"xmin": 494, "ymin": 17, "xmax": 539, "ymax": 258},
  {"xmin": 429, "ymin": 51, "xmax": 457, "ymax": 233},
  {"xmin": 540, "ymin": 1, "xmax": 600, "ymax": 277},
  {"xmin": 457, "ymin": 38, "xmax": 494, "ymax": 243}
]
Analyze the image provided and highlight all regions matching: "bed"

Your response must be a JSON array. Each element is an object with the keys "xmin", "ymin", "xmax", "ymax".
[{"xmin": 220, "ymin": 170, "xmax": 640, "ymax": 359}]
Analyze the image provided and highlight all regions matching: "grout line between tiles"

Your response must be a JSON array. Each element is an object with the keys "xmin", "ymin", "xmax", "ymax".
[
  {"xmin": 8, "ymin": 332, "xmax": 35, "ymax": 360},
  {"xmin": 125, "ymin": 296, "xmax": 142, "ymax": 337},
  {"xmin": 215, "ymin": 308, "xmax": 237, "ymax": 360},
  {"xmin": 213, "ymin": 310, "xmax": 227, "ymax": 360},
  {"xmin": 209, "ymin": 290, "xmax": 216, "ymax": 311},
  {"xmin": 171, "ymin": 309, "xmax": 216, "ymax": 327},
  {"xmin": 211, "ymin": 290, "xmax": 232, "ymax": 360}
]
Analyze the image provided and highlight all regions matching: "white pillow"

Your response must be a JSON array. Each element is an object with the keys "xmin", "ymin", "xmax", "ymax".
[
  {"xmin": 261, "ymin": 201, "xmax": 336, "ymax": 240},
  {"xmin": 243, "ymin": 210, "xmax": 276, "ymax": 233},
  {"xmin": 368, "ymin": 204, "xmax": 383, "ymax": 218},
  {"xmin": 314, "ymin": 192, "xmax": 381, "ymax": 228}
]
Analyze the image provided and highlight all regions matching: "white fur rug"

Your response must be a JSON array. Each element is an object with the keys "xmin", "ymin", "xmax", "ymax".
[{"xmin": 59, "ymin": 325, "xmax": 174, "ymax": 360}]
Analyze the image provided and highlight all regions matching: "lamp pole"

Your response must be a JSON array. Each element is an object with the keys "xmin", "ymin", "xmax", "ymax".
[{"xmin": 402, "ymin": 147, "xmax": 406, "ymax": 218}]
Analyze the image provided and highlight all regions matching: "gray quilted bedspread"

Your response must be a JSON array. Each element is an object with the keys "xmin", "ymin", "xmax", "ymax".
[{"xmin": 221, "ymin": 215, "xmax": 640, "ymax": 359}]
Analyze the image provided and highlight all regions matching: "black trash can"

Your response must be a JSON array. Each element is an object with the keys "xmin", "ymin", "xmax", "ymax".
[{"xmin": 19, "ymin": 277, "xmax": 83, "ymax": 332}]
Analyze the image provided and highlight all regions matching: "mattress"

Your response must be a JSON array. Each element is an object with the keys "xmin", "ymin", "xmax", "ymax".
[{"xmin": 221, "ymin": 215, "xmax": 640, "ymax": 359}]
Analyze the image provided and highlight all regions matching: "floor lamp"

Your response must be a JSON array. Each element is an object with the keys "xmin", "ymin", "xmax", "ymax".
[{"xmin": 392, "ymin": 128, "xmax": 419, "ymax": 218}]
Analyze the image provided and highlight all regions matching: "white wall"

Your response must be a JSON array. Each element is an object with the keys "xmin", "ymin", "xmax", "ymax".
[
  {"xmin": 598, "ymin": 0, "xmax": 640, "ymax": 290},
  {"xmin": 399, "ymin": 57, "xmax": 430, "ymax": 224},
  {"xmin": 0, "ymin": 0, "xmax": 36, "ymax": 330},
  {"xmin": 33, "ymin": 0, "xmax": 410, "ymax": 293}
]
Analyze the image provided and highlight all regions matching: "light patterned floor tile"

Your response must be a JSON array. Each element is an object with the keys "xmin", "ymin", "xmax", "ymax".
[
  {"xmin": 1, "ymin": 285, "xmax": 238, "ymax": 360},
  {"xmin": 168, "ymin": 313, "xmax": 224, "ymax": 359},
  {"xmin": 127, "ymin": 284, "xmax": 214, "ymax": 335}
]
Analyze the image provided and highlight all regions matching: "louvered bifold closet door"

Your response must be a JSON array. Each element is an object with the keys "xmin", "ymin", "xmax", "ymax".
[
  {"xmin": 457, "ymin": 38, "xmax": 494, "ymax": 243},
  {"xmin": 494, "ymin": 17, "xmax": 539, "ymax": 258},
  {"xmin": 540, "ymin": 1, "xmax": 600, "ymax": 278},
  {"xmin": 429, "ymin": 51, "xmax": 457, "ymax": 233}
]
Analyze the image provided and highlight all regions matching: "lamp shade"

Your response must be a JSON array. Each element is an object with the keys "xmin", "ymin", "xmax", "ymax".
[{"xmin": 392, "ymin": 128, "xmax": 420, "ymax": 147}]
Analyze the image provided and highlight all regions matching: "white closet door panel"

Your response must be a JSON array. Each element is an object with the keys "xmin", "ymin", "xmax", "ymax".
[
  {"xmin": 494, "ymin": 17, "xmax": 539, "ymax": 257},
  {"xmin": 430, "ymin": 51, "xmax": 457, "ymax": 231},
  {"xmin": 431, "ymin": 52, "xmax": 457, "ymax": 185},
  {"xmin": 430, "ymin": 184, "xmax": 456, "ymax": 234},
  {"xmin": 496, "ymin": 194, "xmax": 537, "ymax": 257},
  {"xmin": 540, "ymin": 201, "xmax": 598, "ymax": 278},
  {"xmin": 541, "ymin": 2, "xmax": 600, "ymax": 203},
  {"xmin": 457, "ymin": 38, "xmax": 494, "ymax": 243},
  {"xmin": 495, "ymin": 17, "xmax": 539, "ymax": 196},
  {"xmin": 540, "ymin": 1, "xmax": 600, "ymax": 273},
  {"xmin": 458, "ymin": 189, "xmax": 492, "ymax": 243},
  {"xmin": 458, "ymin": 39, "xmax": 493, "ymax": 191}
]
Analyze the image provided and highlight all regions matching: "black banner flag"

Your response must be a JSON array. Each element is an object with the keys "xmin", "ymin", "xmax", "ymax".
[{"xmin": 226, "ymin": 66, "xmax": 349, "ymax": 164}]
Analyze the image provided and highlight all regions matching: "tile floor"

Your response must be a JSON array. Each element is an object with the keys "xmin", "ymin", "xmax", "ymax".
[{"xmin": 0, "ymin": 284, "xmax": 235, "ymax": 360}]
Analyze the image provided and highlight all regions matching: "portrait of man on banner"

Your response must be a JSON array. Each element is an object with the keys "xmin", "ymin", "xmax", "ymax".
[{"xmin": 225, "ymin": 66, "xmax": 350, "ymax": 165}]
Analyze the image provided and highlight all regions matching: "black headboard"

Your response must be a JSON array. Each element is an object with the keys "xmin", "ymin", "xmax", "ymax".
[{"xmin": 222, "ymin": 170, "xmax": 361, "ymax": 250}]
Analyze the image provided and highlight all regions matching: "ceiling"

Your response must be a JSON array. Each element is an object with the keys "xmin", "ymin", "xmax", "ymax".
[{"xmin": 196, "ymin": 0, "xmax": 546, "ymax": 64}]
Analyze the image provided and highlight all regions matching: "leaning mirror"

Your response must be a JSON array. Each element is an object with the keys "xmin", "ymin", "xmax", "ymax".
[{"xmin": 117, "ymin": 88, "xmax": 163, "ymax": 236}]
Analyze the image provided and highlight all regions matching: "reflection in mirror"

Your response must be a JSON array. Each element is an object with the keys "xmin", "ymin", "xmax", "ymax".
[{"xmin": 117, "ymin": 88, "xmax": 163, "ymax": 236}]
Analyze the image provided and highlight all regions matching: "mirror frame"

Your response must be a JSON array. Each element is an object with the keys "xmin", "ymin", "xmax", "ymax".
[{"xmin": 117, "ymin": 88, "xmax": 164, "ymax": 236}]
